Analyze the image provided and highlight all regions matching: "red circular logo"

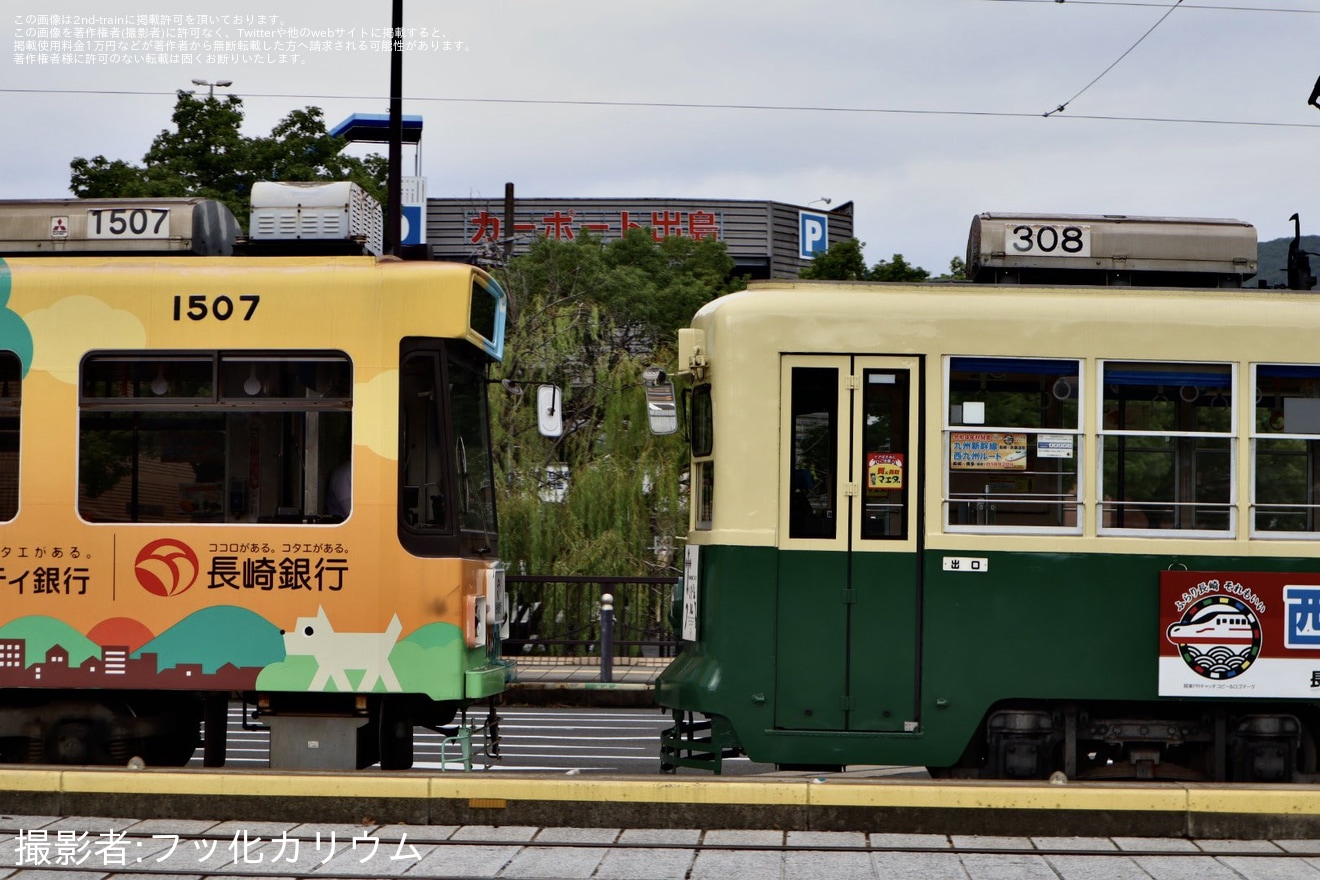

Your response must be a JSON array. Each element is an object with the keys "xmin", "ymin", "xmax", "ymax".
[{"xmin": 134, "ymin": 538, "xmax": 200, "ymax": 597}]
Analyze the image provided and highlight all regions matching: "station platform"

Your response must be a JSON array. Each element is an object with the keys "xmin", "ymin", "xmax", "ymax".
[{"xmin": 1, "ymin": 764, "xmax": 1319, "ymax": 841}]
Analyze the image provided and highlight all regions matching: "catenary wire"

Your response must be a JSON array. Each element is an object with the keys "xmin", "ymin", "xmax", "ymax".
[
  {"xmin": 2, "ymin": 87, "xmax": 1319, "ymax": 130},
  {"xmin": 1043, "ymin": 0, "xmax": 1185, "ymax": 116},
  {"xmin": 970, "ymin": 0, "xmax": 1318, "ymax": 12}
]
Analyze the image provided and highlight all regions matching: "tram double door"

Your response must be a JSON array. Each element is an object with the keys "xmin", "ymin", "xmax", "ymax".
[{"xmin": 776, "ymin": 355, "xmax": 922, "ymax": 733}]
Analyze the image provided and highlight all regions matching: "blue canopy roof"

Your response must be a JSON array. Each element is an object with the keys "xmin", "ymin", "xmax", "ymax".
[{"xmin": 330, "ymin": 113, "xmax": 424, "ymax": 144}]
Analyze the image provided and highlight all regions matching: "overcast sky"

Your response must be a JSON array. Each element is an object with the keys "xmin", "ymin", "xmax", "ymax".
[{"xmin": 4, "ymin": 0, "xmax": 1318, "ymax": 273}]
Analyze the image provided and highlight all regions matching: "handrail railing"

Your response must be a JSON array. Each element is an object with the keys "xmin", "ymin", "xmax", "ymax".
[{"xmin": 503, "ymin": 574, "xmax": 679, "ymax": 682}]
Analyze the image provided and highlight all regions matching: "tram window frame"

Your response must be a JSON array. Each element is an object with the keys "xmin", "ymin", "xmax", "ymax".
[
  {"xmin": 77, "ymin": 350, "xmax": 352, "ymax": 525},
  {"xmin": 787, "ymin": 366, "xmax": 839, "ymax": 540},
  {"xmin": 1097, "ymin": 360, "xmax": 1235, "ymax": 536},
  {"xmin": 0, "ymin": 351, "xmax": 21, "ymax": 523},
  {"xmin": 398, "ymin": 339, "xmax": 499, "ymax": 558},
  {"xmin": 1250, "ymin": 364, "xmax": 1320, "ymax": 538},
  {"xmin": 690, "ymin": 383, "xmax": 714, "ymax": 531},
  {"xmin": 690, "ymin": 384, "xmax": 713, "ymax": 458},
  {"xmin": 943, "ymin": 356, "xmax": 1082, "ymax": 534}
]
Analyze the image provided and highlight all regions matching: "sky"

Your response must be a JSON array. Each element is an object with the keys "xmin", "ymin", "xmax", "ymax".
[{"xmin": 3, "ymin": 0, "xmax": 1319, "ymax": 274}]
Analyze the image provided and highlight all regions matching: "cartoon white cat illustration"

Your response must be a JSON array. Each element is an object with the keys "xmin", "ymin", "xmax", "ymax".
[{"xmin": 282, "ymin": 606, "xmax": 403, "ymax": 692}]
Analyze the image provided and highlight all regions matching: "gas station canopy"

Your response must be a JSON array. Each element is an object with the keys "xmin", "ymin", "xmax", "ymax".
[{"xmin": 329, "ymin": 114, "xmax": 424, "ymax": 144}]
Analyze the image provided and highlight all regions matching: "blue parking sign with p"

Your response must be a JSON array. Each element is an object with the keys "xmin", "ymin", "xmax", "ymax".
[{"xmin": 799, "ymin": 211, "xmax": 829, "ymax": 260}]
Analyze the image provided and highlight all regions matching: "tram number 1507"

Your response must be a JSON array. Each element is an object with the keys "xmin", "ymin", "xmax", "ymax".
[
  {"xmin": 86, "ymin": 207, "xmax": 170, "ymax": 240},
  {"xmin": 1006, "ymin": 223, "xmax": 1091, "ymax": 258}
]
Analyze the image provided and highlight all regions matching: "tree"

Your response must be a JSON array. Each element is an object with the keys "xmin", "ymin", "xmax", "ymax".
[
  {"xmin": 799, "ymin": 237, "xmax": 932, "ymax": 282},
  {"xmin": 69, "ymin": 91, "xmax": 385, "ymax": 226},
  {"xmin": 939, "ymin": 256, "xmax": 969, "ymax": 281},
  {"xmin": 799, "ymin": 238, "xmax": 869, "ymax": 281},
  {"xmin": 489, "ymin": 231, "xmax": 743, "ymax": 656},
  {"xmin": 869, "ymin": 253, "xmax": 930, "ymax": 283}
]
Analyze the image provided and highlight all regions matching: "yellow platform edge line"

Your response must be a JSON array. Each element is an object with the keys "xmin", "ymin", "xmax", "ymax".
[
  {"xmin": 804, "ymin": 783, "xmax": 1191, "ymax": 812},
  {"xmin": 14, "ymin": 770, "xmax": 1320, "ymax": 816},
  {"xmin": 427, "ymin": 777, "xmax": 811, "ymax": 805},
  {"xmin": 1184, "ymin": 787, "xmax": 1320, "ymax": 817},
  {"xmin": 57, "ymin": 769, "xmax": 431, "ymax": 800},
  {"xmin": 0, "ymin": 768, "xmax": 61, "ymax": 793}
]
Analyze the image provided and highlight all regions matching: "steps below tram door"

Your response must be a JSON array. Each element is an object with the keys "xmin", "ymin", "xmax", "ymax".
[{"xmin": 659, "ymin": 710, "xmax": 742, "ymax": 774}]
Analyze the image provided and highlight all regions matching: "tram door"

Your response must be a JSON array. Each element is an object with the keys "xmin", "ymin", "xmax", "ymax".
[{"xmin": 776, "ymin": 355, "xmax": 922, "ymax": 733}]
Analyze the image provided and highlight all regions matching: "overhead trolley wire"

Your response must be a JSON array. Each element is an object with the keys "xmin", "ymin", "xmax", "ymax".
[
  {"xmin": 1043, "ymin": 0, "xmax": 1186, "ymax": 116},
  {"xmin": 3, "ymin": 86, "xmax": 1319, "ymax": 130},
  {"xmin": 975, "ymin": 0, "xmax": 1316, "ymax": 12}
]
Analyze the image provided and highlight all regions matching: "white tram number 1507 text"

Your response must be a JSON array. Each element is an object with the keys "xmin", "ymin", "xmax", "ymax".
[
  {"xmin": 172, "ymin": 294, "xmax": 261, "ymax": 321},
  {"xmin": 86, "ymin": 207, "xmax": 169, "ymax": 239}
]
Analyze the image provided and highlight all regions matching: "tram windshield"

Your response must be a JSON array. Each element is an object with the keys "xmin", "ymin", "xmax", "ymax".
[{"xmin": 398, "ymin": 342, "xmax": 498, "ymax": 554}]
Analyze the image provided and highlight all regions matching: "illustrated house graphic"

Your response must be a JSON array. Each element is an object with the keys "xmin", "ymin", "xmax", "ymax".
[{"xmin": 34, "ymin": 645, "xmax": 68, "ymax": 682}]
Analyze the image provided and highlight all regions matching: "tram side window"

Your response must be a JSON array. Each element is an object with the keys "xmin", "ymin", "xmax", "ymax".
[
  {"xmin": 945, "ymin": 357, "xmax": 1080, "ymax": 531},
  {"xmin": 691, "ymin": 385, "xmax": 713, "ymax": 530},
  {"xmin": 1099, "ymin": 361, "xmax": 1233, "ymax": 534},
  {"xmin": 1252, "ymin": 364, "xmax": 1320, "ymax": 535},
  {"xmin": 860, "ymin": 369, "xmax": 909, "ymax": 540},
  {"xmin": 691, "ymin": 384, "xmax": 713, "ymax": 457},
  {"xmin": 78, "ymin": 352, "xmax": 352, "ymax": 524},
  {"xmin": 789, "ymin": 367, "xmax": 838, "ymax": 539},
  {"xmin": 0, "ymin": 352, "xmax": 20, "ymax": 522}
]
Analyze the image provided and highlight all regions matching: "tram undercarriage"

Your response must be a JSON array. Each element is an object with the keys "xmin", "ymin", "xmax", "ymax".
[
  {"xmin": 661, "ymin": 702, "xmax": 1318, "ymax": 782},
  {"xmin": 956, "ymin": 702, "xmax": 1315, "ymax": 783},
  {"xmin": 0, "ymin": 690, "xmax": 501, "ymax": 771},
  {"xmin": 0, "ymin": 690, "xmax": 204, "ymax": 767}
]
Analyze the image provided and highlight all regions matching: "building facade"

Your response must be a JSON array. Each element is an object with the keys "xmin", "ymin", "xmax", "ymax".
[{"xmin": 426, "ymin": 197, "xmax": 854, "ymax": 279}]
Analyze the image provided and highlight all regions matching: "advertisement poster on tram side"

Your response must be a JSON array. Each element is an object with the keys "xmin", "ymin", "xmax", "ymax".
[
  {"xmin": 1158, "ymin": 570, "xmax": 1320, "ymax": 698},
  {"xmin": 949, "ymin": 432, "xmax": 1027, "ymax": 470},
  {"xmin": 866, "ymin": 452, "xmax": 903, "ymax": 492}
]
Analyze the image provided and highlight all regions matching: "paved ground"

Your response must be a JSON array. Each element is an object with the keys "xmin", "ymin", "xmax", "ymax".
[{"xmin": 4, "ymin": 817, "xmax": 1320, "ymax": 880}]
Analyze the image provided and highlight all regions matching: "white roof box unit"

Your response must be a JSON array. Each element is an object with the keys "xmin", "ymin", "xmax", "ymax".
[
  {"xmin": 249, "ymin": 181, "xmax": 383, "ymax": 256},
  {"xmin": 967, "ymin": 213, "xmax": 1257, "ymax": 288}
]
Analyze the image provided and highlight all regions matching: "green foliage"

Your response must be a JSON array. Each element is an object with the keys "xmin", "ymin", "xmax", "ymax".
[
  {"xmin": 940, "ymin": 256, "xmax": 969, "ymax": 281},
  {"xmin": 799, "ymin": 237, "xmax": 869, "ymax": 280},
  {"xmin": 489, "ymin": 232, "xmax": 742, "ymax": 650},
  {"xmin": 799, "ymin": 238, "xmax": 932, "ymax": 282},
  {"xmin": 868, "ymin": 253, "xmax": 930, "ymax": 283},
  {"xmin": 69, "ymin": 91, "xmax": 385, "ymax": 228}
]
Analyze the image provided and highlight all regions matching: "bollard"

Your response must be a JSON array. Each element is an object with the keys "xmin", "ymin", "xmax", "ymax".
[{"xmin": 600, "ymin": 592, "xmax": 614, "ymax": 683}]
